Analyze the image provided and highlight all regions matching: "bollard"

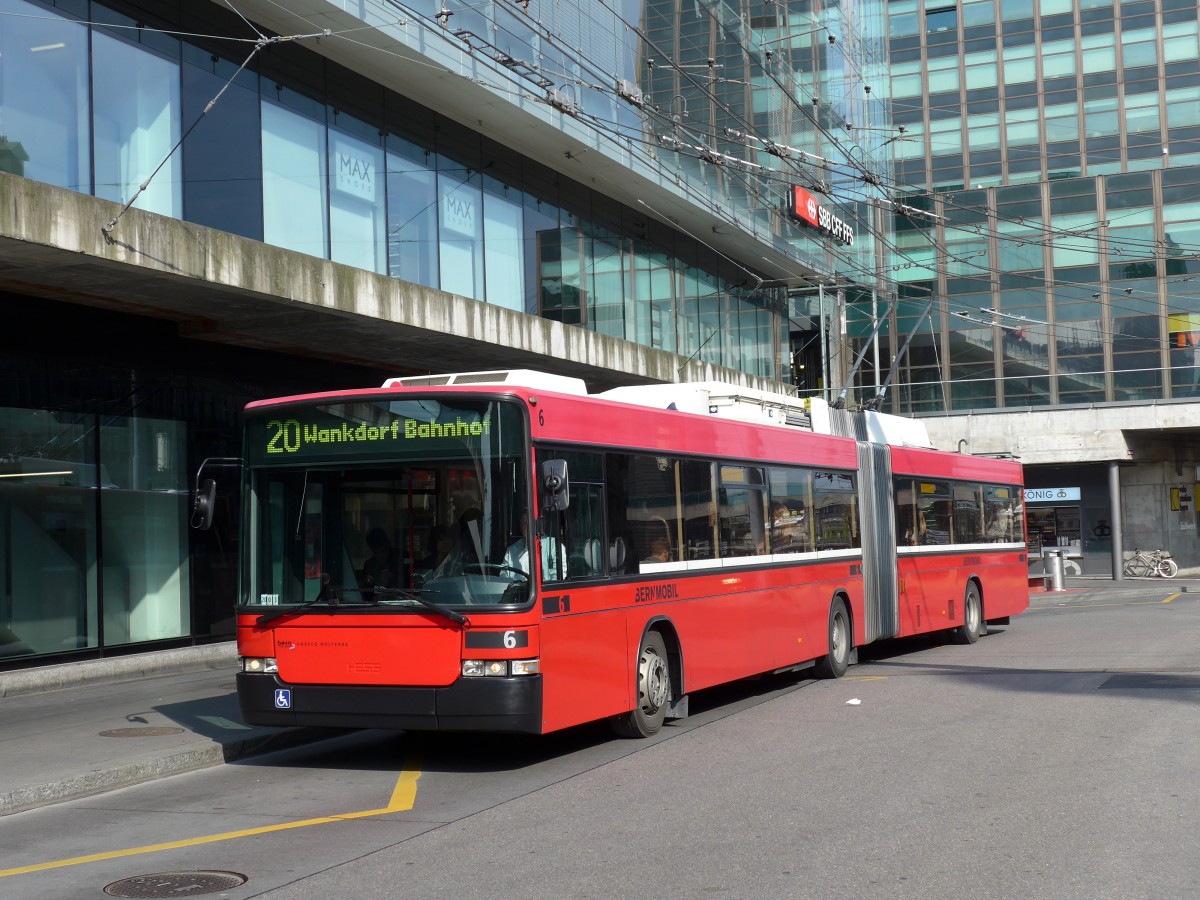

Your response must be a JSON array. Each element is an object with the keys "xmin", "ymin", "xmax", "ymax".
[{"xmin": 1045, "ymin": 549, "xmax": 1066, "ymax": 592}]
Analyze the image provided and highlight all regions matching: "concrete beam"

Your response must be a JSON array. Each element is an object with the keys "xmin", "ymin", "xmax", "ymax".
[
  {"xmin": 0, "ymin": 174, "xmax": 782, "ymax": 395},
  {"xmin": 922, "ymin": 403, "xmax": 1200, "ymax": 466}
]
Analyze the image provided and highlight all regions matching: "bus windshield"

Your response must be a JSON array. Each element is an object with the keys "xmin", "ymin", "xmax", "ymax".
[{"xmin": 241, "ymin": 397, "xmax": 531, "ymax": 611}]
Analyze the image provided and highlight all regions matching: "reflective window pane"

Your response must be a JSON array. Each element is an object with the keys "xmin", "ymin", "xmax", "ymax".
[
  {"xmin": 99, "ymin": 418, "xmax": 190, "ymax": 645},
  {"xmin": 262, "ymin": 99, "xmax": 328, "ymax": 259},
  {"xmin": 438, "ymin": 164, "xmax": 484, "ymax": 300},
  {"xmin": 0, "ymin": 0, "xmax": 90, "ymax": 192},
  {"xmin": 181, "ymin": 48, "xmax": 262, "ymax": 240},
  {"xmin": 386, "ymin": 139, "xmax": 439, "ymax": 290},
  {"xmin": 0, "ymin": 405, "xmax": 98, "ymax": 657},
  {"xmin": 329, "ymin": 123, "xmax": 386, "ymax": 273},
  {"xmin": 483, "ymin": 177, "xmax": 526, "ymax": 311},
  {"xmin": 92, "ymin": 31, "xmax": 181, "ymax": 218}
]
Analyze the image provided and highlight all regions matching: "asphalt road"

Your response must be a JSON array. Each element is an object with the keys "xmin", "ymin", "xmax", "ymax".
[{"xmin": 3, "ymin": 587, "xmax": 1199, "ymax": 900}]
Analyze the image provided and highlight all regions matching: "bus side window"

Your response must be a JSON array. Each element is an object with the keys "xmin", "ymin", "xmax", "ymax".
[
  {"xmin": 541, "ymin": 449, "xmax": 604, "ymax": 581},
  {"xmin": 813, "ymin": 471, "xmax": 858, "ymax": 550},
  {"xmin": 679, "ymin": 460, "xmax": 715, "ymax": 561},
  {"xmin": 920, "ymin": 482, "xmax": 953, "ymax": 545},
  {"xmin": 896, "ymin": 480, "xmax": 923, "ymax": 545},
  {"xmin": 954, "ymin": 483, "xmax": 984, "ymax": 544},
  {"xmin": 983, "ymin": 485, "xmax": 1016, "ymax": 542},
  {"xmin": 767, "ymin": 465, "xmax": 813, "ymax": 553},
  {"xmin": 565, "ymin": 482, "xmax": 604, "ymax": 577},
  {"xmin": 626, "ymin": 454, "xmax": 687, "ymax": 569},
  {"xmin": 605, "ymin": 453, "xmax": 633, "ymax": 575}
]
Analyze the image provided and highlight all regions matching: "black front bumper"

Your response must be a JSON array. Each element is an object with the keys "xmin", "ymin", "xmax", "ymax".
[{"xmin": 237, "ymin": 672, "xmax": 543, "ymax": 733}]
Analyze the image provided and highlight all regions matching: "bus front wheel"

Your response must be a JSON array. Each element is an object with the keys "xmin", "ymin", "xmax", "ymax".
[
  {"xmin": 814, "ymin": 598, "xmax": 851, "ymax": 679},
  {"xmin": 610, "ymin": 630, "xmax": 671, "ymax": 738}
]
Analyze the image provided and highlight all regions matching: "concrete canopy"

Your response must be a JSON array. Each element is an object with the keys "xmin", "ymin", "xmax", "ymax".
[{"xmin": 0, "ymin": 174, "xmax": 782, "ymax": 396}]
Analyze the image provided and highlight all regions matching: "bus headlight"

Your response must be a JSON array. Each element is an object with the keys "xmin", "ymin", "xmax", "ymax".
[
  {"xmin": 462, "ymin": 658, "xmax": 540, "ymax": 677},
  {"xmin": 242, "ymin": 657, "xmax": 278, "ymax": 674}
]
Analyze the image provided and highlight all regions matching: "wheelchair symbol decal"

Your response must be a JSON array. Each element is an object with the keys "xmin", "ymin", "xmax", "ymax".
[{"xmin": 274, "ymin": 689, "xmax": 292, "ymax": 709}]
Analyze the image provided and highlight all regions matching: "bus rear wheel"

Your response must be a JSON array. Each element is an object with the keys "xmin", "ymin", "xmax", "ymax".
[
  {"xmin": 951, "ymin": 582, "xmax": 983, "ymax": 644},
  {"xmin": 814, "ymin": 598, "xmax": 851, "ymax": 679},
  {"xmin": 611, "ymin": 630, "xmax": 671, "ymax": 738}
]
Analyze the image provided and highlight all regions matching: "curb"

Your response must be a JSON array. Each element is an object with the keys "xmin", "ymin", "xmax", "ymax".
[
  {"xmin": 0, "ymin": 643, "xmax": 239, "ymax": 699},
  {"xmin": 0, "ymin": 725, "xmax": 341, "ymax": 816}
]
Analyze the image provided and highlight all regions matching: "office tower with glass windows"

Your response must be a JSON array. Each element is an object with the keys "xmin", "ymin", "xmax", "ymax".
[{"xmin": 869, "ymin": 0, "xmax": 1200, "ymax": 574}]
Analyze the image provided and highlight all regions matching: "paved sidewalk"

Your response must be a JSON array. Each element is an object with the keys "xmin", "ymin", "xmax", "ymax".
[
  {"xmin": 1, "ymin": 574, "xmax": 1196, "ymax": 817},
  {"xmin": 0, "ymin": 643, "xmax": 334, "ymax": 816},
  {"xmin": 1030, "ymin": 572, "xmax": 1200, "ymax": 605}
]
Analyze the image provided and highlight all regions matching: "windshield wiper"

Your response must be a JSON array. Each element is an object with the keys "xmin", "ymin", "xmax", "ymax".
[
  {"xmin": 373, "ymin": 587, "xmax": 471, "ymax": 627},
  {"xmin": 254, "ymin": 582, "xmax": 377, "ymax": 625},
  {"xmin": 256, "ymin": 596, "xmax": 339, "ymax": 626}
]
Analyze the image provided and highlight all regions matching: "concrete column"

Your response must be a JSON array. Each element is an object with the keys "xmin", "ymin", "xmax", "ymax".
[{"xmin": 1109, "ymin": 460, "xmax": 1123, "ymax": 580}]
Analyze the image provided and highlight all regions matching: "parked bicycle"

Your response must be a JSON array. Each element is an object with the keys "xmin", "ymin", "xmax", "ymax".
[{"xmin": 1122, "ymin": 548, "xmax": 1178, "ymax": 578}]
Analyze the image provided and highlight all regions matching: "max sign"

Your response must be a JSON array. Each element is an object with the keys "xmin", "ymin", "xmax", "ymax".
[{"xmin": 788, "ymin": 186, "xmax": 855, "ymax": 247}]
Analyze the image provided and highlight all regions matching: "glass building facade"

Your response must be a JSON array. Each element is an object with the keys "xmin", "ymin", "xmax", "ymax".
[
  {"xmin": 0, "ymin": 0, "xmax": 893, "ymax": 663},
  {"xmin": 0, "ymin": 0, "xmax": 896, "ymax": 384},
  {"xmin": 0, "ymin": 297, "xmax": 380, "ymax": 660},
  {"xmin": 858, "ymin": 0, "xmax": 1200, "ymax": 413}
]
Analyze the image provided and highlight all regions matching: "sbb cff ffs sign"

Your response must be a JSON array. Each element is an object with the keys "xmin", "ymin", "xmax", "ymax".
[{"xmin": 788, "ymin": 186, "xmax": 855, "ymax": 247}]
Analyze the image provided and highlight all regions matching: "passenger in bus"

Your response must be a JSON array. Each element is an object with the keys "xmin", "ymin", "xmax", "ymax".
[
  {"xmin": 417, "ymin": 524, "xmax": 455, "ymax": 571},
  {"xmin": 770, "ymin": 501, "xmax": 807, "ymax": 552},
  {"xmin": 985, "ymin": 508, "xmax": 1011, "ymax": 542},
  {"xmin": 431, "ymin": 508, "xmax": 483, "ymax": 578},
  {"xmin": 361, "ymin": 528, "xmax": 401, "ymax": 589},
  {"xmin": 903, "ymin": 507, "xmax": 928, "ymax": 545},
  {"xmin": 642, "ymin": 537, "xmax": 671, "ymax": 564}
]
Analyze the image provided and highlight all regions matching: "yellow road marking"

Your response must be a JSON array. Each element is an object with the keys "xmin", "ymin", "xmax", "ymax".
[
  {"xmin": 1162, "ymin": 594, "xmax": 1180, "ymax": 604},
  {"xmin": 0, "ymin": 757, "xmax": 421, "ymax": 878},
  {"xmin": 385, "ymin": 759, "xmax": 423, "ymax": 810}
]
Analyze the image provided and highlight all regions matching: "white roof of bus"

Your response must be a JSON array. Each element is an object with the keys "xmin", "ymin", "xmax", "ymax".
[{"xmin": 382, "ymin": 369, "xmax": 932, "ymax": 447}]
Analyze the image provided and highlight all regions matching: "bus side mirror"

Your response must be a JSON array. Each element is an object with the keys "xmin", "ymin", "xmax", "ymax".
[
  {"xmin": 191, "ymin": 478, "xmax": 218, "ymax": 531},
  {"xmin": 189, "ymin": 457, "xmax": 240, "ymax": 531},
  {"xmin": 542, "ymin": 459, "xmax": 569, "ymax": 511}
]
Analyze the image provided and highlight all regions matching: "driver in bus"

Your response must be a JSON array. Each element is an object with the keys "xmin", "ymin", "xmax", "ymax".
[{"xmin": 504, "ymin": 511, "xmax": 564, "ymax": 581}]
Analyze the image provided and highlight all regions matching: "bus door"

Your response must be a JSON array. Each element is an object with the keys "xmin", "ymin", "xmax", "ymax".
[{"xmin": 536, "ymin": 449, "xmax": 630, "ymax": 731}]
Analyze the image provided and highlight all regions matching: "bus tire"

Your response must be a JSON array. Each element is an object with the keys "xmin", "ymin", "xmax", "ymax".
[
  {"xmin": 952, "ymin": 582, "xmax": 983, "ymax": 644},
  {"xmin": 610, "ymin": 630, "xmax": 671, "ymax": 738},
  {"xmin": 814, "ymin": 597, "xmax": 851, "ymax": 679}
]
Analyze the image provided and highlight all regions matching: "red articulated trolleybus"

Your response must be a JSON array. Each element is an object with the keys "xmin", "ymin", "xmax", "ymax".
[{"xmin": 225, "ymin": 369, "xmax": 1028, "ymax": 738}]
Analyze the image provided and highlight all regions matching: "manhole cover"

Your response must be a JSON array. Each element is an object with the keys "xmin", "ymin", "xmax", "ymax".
[
  {"xmin": 104, "ymin": 871, "xmax": 247, "ymax": 898},
  {"xmin": 98, "ymin": 727, "xmax": 186, "ymax": 738}
]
